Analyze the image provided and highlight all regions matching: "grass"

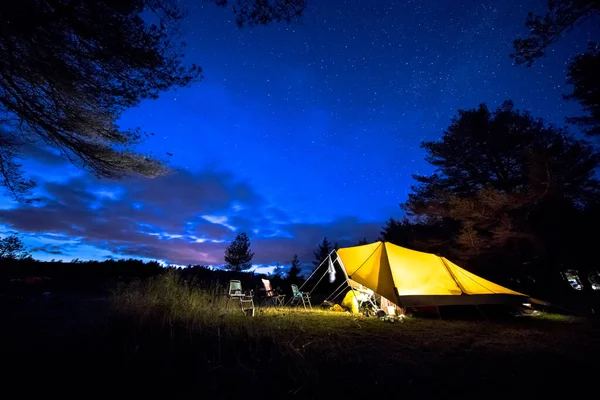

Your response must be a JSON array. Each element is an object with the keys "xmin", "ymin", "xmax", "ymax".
[{"xmin": 2, "ymin": 271, "xmax": 599, "ymax": 398}]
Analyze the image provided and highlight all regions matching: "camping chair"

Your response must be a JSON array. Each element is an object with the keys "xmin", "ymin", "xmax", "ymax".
[
  {"xmin": 290, "ymin": 284, "xmax": 312, "ymax": 310},
  {"xmin": 226, "ymin": 280, "xmax": 254, "ymax": 316},
  {"xmin": 261, "ymin": 279, "xmax": 285, "ymax": 307}
]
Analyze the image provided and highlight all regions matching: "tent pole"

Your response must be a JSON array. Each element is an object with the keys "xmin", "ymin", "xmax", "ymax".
[
  {"xmin": 436, "ymin": 305, "xmax": 442, "ymax": 320},
  {"xmin": 336, "ymin": 253, "xmax": 363, "ymax": 314}
]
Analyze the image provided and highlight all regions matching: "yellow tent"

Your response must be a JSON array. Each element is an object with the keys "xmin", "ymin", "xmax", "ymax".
[{"xmin": 336, "ymin": 241, "xmax": 528, "ymax": 307}]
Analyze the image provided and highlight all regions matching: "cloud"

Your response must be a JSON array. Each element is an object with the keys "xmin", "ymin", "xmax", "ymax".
[{"xmin": 0, "ymin": 160, "xmax": 382, "ymax": 266}]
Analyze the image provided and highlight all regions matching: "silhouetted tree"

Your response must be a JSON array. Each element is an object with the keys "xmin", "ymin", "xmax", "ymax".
[
  {"xmin": 215, "ymin": 0, "xmax": 307, "ymax": 27},
  {"xmin": 379, "ymin": 217, "xmax": 458, "ymax": 256},
  {"xmin": 288, "ymin": 254, "xmax": 302, "ymax": 279},
  {"xmin": 403, "ymin": 101, "xmax": 599, "ymax": 288},
  {"xmin": 272, "ymin": 263, "xmax": 285, "ymax": 278},
  {"xmin": 564, "ymin": 44, "xmax": 600, "ymax": 136},
  {"xmin": 224, "ymin": 232, "xmax": 254, "ymax": 272},
  {"xmin": 380, "ymin": 218, "xmax": 411, "ymax": 245},
  {"xmin": 357, "ymin": 237, "xmax": 369, "ymax": 245},
  {"xmin": 0, "ymin": 0, "xmax": 305, "ymax": 202},
  {"xmin": 0, "ymin": 234, "xmax": 31, "ymax": 260},
  {"xmin": 0, "ymin": 0, "xmax": 204, "ymax": 200},
  {"xmin": 512, "ymin": 1, "xmax": 600, "ymax": 137},
  {"xmin": 313, "ymin": 237, "xmax": 333, "ymax": 268},
  {"xmin": 511, "ymin": 0, "xmax": 599, "ymax": 66}
]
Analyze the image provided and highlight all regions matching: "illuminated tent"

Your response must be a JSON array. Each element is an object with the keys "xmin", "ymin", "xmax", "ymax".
[{"xmin": 335, "ymin": 241, "xmax": 528, "ymax": 307}]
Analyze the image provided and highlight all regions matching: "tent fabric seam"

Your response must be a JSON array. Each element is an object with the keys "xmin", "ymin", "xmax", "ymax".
[{"xmin": 347, "ymin": 242, "xmax": 383, "ymax": 279}]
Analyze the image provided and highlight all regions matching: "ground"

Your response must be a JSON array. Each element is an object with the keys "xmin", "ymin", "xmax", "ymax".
[{"xmin": 1, "ymin": 276, "xmax": 599, "ymax": 398}]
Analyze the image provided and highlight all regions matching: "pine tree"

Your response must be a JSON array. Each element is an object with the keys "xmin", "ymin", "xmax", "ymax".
[
  {"xmin": 288, "ymin": 254, "xmax": 302, "ymax": 280},
  {"xmin": 224, "ymin": 232, "xmax": 254, "ymax": 272},
  {"xmin": 313, "ymin": 237, "xmax": 333, "ymax": 268}
]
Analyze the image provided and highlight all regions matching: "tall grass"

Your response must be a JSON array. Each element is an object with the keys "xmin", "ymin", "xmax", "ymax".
[
  {"xmin": 111, "ymin": 271, "xmax": 354, "ymax": 390},
  {"xmin": 113, "ymin": 271, "xmax": 228, "ymax": 326}
]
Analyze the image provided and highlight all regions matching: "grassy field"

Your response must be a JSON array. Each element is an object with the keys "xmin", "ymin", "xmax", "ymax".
[{"xmin": 2, "ymin": 272, "xmax": 599, "ymax": 398}]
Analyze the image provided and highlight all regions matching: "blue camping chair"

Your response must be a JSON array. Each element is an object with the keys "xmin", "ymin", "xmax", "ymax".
[{"xmin": 290, "ymin": 284, "xmax": 312, "ymax": 310}]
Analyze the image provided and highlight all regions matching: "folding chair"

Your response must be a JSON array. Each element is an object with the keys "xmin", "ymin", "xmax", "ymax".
[
  {"xmin": 290, "ymin": 284, "xmax": 312, "ymax": 310},
  {"xmin": 261, "ymin": 279, "xmax": 285, "ymax": 307},
  {"xmin": 226, "ymin": 280, "xmax": 254, "ymax": 316}
]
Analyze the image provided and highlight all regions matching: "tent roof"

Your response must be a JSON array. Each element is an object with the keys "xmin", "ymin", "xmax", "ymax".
[{"xmin": 336, "ymin": 241, "xmax": 527, "ymax": 307}]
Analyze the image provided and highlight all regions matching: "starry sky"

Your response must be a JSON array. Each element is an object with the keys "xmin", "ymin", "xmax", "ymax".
[{"xmin": 0, "ymin": 0, "xmax": 594, "ymax": 271}]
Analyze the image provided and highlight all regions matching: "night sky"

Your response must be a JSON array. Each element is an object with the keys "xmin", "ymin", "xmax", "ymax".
[{"xmin": 0, "ymin": 0, "xmax": 594, "ymax": 271}]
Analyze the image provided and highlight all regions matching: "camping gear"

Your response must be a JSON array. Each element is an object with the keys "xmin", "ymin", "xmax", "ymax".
[
  {"xmin": 335, "ymin": 241, "xmax": 529, "ymax": 308},
  {"xmin": 341, "ymin": 284, "xmax": 383, "ymax": 316},
  {"xmin": 290, "ymin": 284, "xmax": 312, "ymax": 309},
  {"xmin": 226, "ymin": 280, "xmax": 255, "ymax": 316},
  {"xmin": 341, "ymin": 290, "xmax": 360, "ymax": 314},
  {"xmin": 261, "ymin": 279, "xmax": 285, "ymax": 307}
]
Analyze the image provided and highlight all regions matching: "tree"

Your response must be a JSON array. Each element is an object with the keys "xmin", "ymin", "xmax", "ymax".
[
  {"xmin": 564, "ymin": 44, "xmax": 600, "ymax": 136},
  {"xmin": 272, "ymin": 263, "xmax": 285, "ymax": 278},
  {"xmin": 224, "ymin": 232, "xmax": 254, "ymax": 272},
  {"xmin": 0, "ymin": 234, "xmax": 31, "ymax": 260},
  {"xmin": 512, "ymin": 1, "xmax": 600, "ymax": 136},
  {"xmin": 403, "ymin": 101, "xmax": 599, "ymax": 287},
  {"xmin": 380, "ymin": 218, "xmax": 409, "ymax": 245},
  {"xmin": 313, "ymin": 237, "xmax": 333, "ymax": 268},
  {"xmin": 0, "ymin": 0, "xmax": 307, "ymax": 202},
  {"xmin": 357, "ymin": 237, "xmax": 369, "ymax": 245},
  {"xmin": 215, "ymin": 0, "xmax": 307, "ymax": 28},
  {"xmin": 0, "ymin": 0, "xmax": 201, "ymax": 200},
  {"xmin": 288, "ymin": 254, "xmax": 302, "ymax": 280},
  {"xmin": 511, "ymin": 0, "xmax": 599, "ymax": 66},
  {"xmin": 379, "ymin": 217, "xmax": 458, "ymax": 256}
]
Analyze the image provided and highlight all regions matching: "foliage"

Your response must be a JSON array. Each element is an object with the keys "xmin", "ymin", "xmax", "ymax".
[
  {"xmin": 215, "ymin": 0, "xmax": 307, "ymax": 27},
  {"xmin": 0, "ymin": 233, "xmax": 31, "ymax": 260},
  {"xmin": 564, "ymin": 44, "xmax": 600, "ymax": 136},
  {"xmin": 357, "ymin": 237, "xmax": 369, "ymax": 245},
  {"xmin": 224, "ymin": 232, "xmax": 254, "ymax": 272},
  {"xmin": 380, "ymin": 218, "xmax": 413, "ymax": 246},
  {"xmin": 113, "ymin": 270, "xmax": 227, "ymax": 322},
  {"xmin": 312, "ymin": 237, "xmax": 333, "ymax": 268},
  {"xmin": 0, "ymin": 256, "xmax": 164, "ymax": 284},
  {"xmin": 0, "ymin": 0, "xmax": 203, "ymax": 200},
  {"xmin": 288, "ymin": 254, "xmax": 302, "ymax": 280},
  {"xmin": 511, "ymin": 0, "xmax": 599, "ymax": 66},
  {"xmin": 512, "ymin": 1, "xmax": 600, "ymax": 137},
  {"xmin": 400, "ymin": 101, "xmax": 600, "ymax": 292},
  {"xmin": 379, "ymin": 217, "xmax": 459, "ymax": 256}
]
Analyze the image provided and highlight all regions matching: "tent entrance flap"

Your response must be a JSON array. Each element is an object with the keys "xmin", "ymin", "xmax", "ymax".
[{"xmin": 335, "ymin": 241, "xmax": 529, "ymax": 307}]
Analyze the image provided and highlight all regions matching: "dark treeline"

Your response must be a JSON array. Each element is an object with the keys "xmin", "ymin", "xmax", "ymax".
[
  {"xmin": 0, "ymin": 257, "xmax": 163, "ymax": 294},
  {"xmin": 0, "ymin": 256, "xmax": 305, "ymax": 301}
]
